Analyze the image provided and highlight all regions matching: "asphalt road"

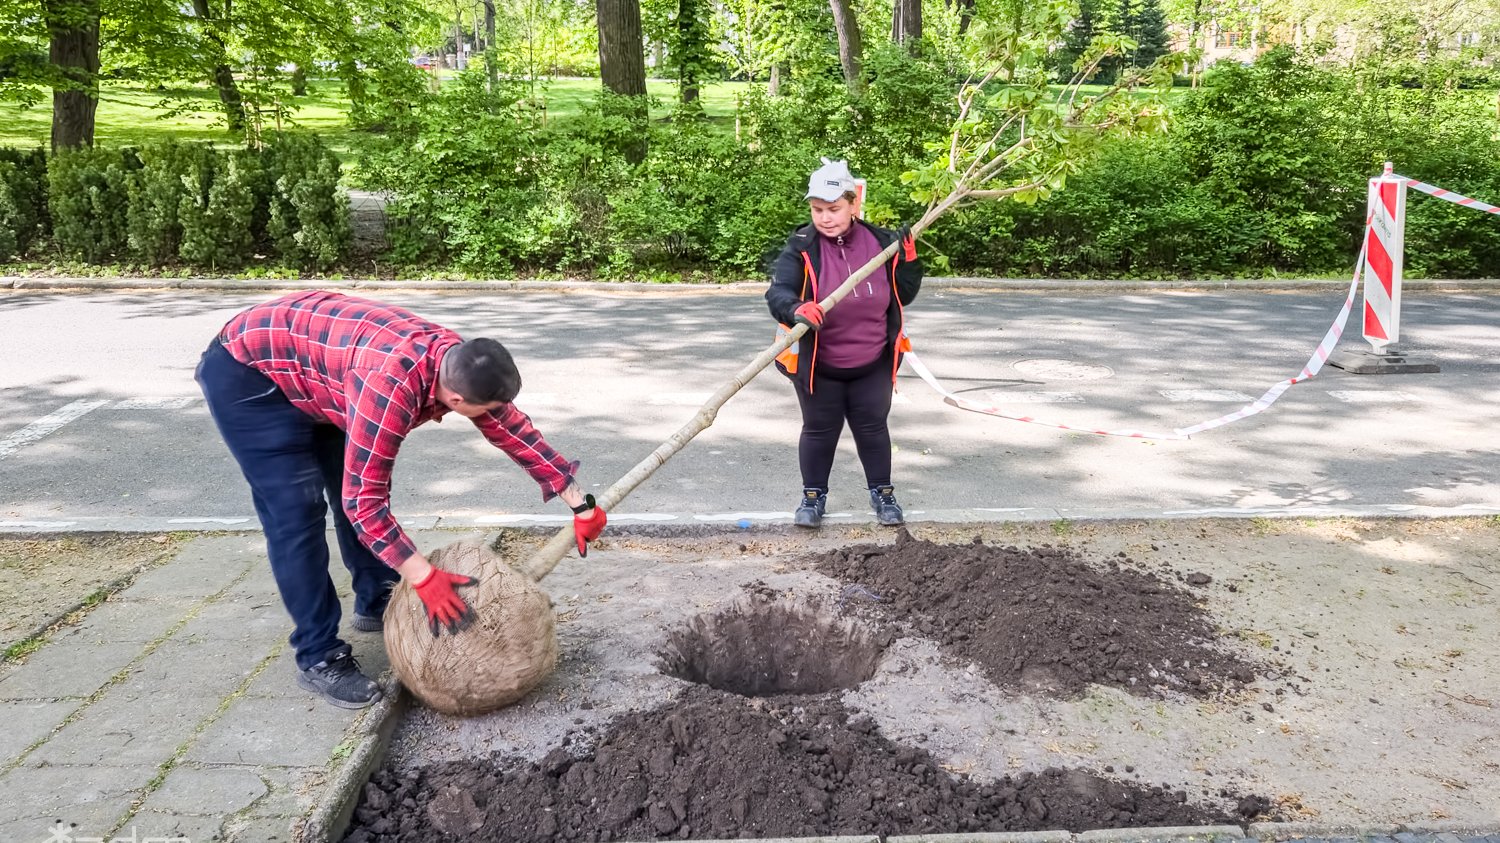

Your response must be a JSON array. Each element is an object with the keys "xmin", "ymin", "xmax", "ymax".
[{"xmin": 1, "ymin": 285, "xmax": 1497, "ymax": 527}]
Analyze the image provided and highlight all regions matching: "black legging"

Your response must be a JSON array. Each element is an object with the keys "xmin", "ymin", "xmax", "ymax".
[{"xmin": 791, "ymin": 352, "xmax": 893, "ymax": 492}]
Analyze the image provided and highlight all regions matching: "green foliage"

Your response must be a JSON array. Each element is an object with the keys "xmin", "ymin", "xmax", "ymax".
[
  {"xmin": 0, "ymin": 146, "xmax": 47, "ymax": 257},
  {"xmin": 178, "ymin": 146, "xmax": 255, "ymax": 269},
  {"xmin": 265, "ymin": 134, "xmax": 349, "ymax": 270},
  {"xmin": 48, "ymin": 147, "xmax": 135, "ymax": 263},
  {"xmin": 125, "ymin": 141, "xmax": 190, "ymax": 264}
]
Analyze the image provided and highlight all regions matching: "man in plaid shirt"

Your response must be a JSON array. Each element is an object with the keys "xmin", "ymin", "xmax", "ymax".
[{"xmin": 195, "ymin": 291, "xmax": 607, "ymax": 708}]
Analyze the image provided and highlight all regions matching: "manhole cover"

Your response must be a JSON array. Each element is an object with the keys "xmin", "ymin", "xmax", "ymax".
[
  {"xmin": 658, "ymin": 596, "xmax": 887, "ymax": 697},
  {"xmin": 1013, "ymin": 358, "xmax": 1114, "ymax": 381}
]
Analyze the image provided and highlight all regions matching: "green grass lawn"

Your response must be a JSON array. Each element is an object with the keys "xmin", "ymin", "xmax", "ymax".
[{"xmin": 0, "ymin": 76, "xmax": 751, "ymax": 157}]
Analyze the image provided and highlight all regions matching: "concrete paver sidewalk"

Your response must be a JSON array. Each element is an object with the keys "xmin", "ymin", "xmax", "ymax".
[{"xmin": 0, "ymin": 532, "xmax": 409, "ymax": 842}]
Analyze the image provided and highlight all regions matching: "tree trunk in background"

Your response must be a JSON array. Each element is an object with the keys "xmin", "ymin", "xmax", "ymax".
[
  {"xmin": 291, "ymin": 64, "xmax": 308, "ymax": 96},
  {"xmin": 44, "ymin": 0, "xmax": 100, "ymax": 149},
  {"xmin": 483, "ymin": 0, "xmax": 498, "ymax": 89},
  {"xmin": 955, "ymin": 0, "xmax": 976, "ymax": 35},
  {"xmin": 190, "ymin": 0, "xmax": 246, "ymax": 133},
  {"xmin": 768, "ymin": 63, "xmax": 783, "ymax": 96},
  {"xmin": 596, "ymin": 0, "xmax": 648, "ymax": 161},
  {"xmin": 891, "ymin": 0, "xmax": 921, "ymax": 49},
  {"xmin": 828, "ymin": 0, "xmax": 863, "ymax": 93}
]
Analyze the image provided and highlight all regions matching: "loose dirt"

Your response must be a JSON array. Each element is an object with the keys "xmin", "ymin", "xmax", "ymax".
[
  {"xmin": 354, "ymin": 518, "xmax": 1500, "ymax": 838},
  {"xmin": 811, "ymin": 528, "xmax": 1262, "ymax": 698},
  {"xmin": 0, "ymin": 534, "xmax": 178, "ymax": 652},
  {"xmin": 348, "ymin": 686, "xmax": 1266, "ymax": 842}
]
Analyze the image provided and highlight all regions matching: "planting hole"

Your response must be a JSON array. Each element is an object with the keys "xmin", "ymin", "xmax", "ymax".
[{"xmin": 658, "ymin": 598, "xmax": 886, "ymax": 697}]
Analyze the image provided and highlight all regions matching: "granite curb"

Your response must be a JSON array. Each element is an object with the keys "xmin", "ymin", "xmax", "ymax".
[
  {"xmin": 6, "ymin": 505, "xmax": 1500, "ymax": 536},
  {"xmin": 294, "ymin": 677, "xmax": 410, "ymax": 843},
  {"xmin": 6, "ymin": 274, "xmax": 1500, "ymax": 294}
]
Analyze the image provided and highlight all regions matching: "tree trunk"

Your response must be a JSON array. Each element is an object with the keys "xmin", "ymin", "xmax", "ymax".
[
  {"xmin": 290, "ymin": 64, "xmax": 308, "ymax": 96},
  {"xmin": 596, "ymin": 0, "xmax": 648, "ymax": 161},
  {"xmin": 955, "ymin": 0, "xmax": 976, "ymax": 35},
  {"xmin": 768, "ymin": 63, "xmax": 783, "ymax": 96},
  {"xmin": 828, "ymin": 0, "xmax": 863, "ymax": 93},
  {"xmin": 677, "ymin": 0, "xmax": 702, "ymax": 105},
  {"xmin": 483, "ymin": 0, "xmax": 498, "ymax": 89},
  {"xmin": 891, "ymin": 0, "xmax": 921, "ymax": 50},
  {"xmin": 44, "ymin": 0, "xmax": 100, "ymax": 150},
  {"xmin": 190, "ymin": 0, "xmax": 246, "ymax": 133}
]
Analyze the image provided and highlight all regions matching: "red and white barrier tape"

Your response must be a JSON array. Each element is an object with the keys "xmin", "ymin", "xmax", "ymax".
[
  {"xmin": 905, "ymin": 231, "xmax": 1371, "ymax": 441},
  {"xmin": 1401, "ymin": 177, "xmax": 1500, "ymax": 215}
]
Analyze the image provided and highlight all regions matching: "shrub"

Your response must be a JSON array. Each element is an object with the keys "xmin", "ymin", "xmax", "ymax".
[
  {"xmin": 0, "ymin": 147, "xmax": 48, "ymax": 257},
  {"xmin": 48, "ymin": 147, "xmax": 136, "ymax": 263},
  {"xmin": 178, "ymin": 146, "xmax": 256, "ymax": 269},
  {"xmin": 266, "ymin": 134, "xmax": 349, "ymax": 270},
  {"xmin": 126, "ymin": 141, "xmax": 191, "ymax": 265}
]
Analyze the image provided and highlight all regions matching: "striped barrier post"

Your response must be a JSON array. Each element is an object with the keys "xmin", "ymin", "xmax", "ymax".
[{"xmin": 1360, "ymin": 162, "xmax": 1407, "ymax": 353}]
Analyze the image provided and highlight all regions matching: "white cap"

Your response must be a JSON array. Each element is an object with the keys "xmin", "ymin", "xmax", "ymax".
[{"xmin": 805, "ymin": 157, "xmax": 856, "ymax": 202}]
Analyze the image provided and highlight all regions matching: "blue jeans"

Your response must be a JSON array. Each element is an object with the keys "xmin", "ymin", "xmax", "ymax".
[{"xmin": 195, "ymin": 341, "xmax": 399, "ymax": 670}]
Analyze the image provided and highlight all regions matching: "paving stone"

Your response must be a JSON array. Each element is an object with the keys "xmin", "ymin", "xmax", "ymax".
[
  {"xmin": 0, "ymin": 698, "xmax": 82, "ymax": 765},
  {"xmin": 184, "ymin": 694, "xmax": 366, "ymax": 767},
  {"xmin": 887, "ymin": 833, "xmax": 1072, "ymax": 843},
  {"xmin": 1079, "ymin": 828, "xmax": 1246, "ymax": 843},
  {"xmin": 112, "ymin": 635, "xmax": 270, "ymax": 702},
  {"xmin": 1394, "ymin": 834, "xmax": 1424, "ymax": 843},
  {"xmin": 242, "ymin": 764, "xmax": 319, "ymax": 818},
  {"xmin": 0, "ymin": 639, "xmax": 146, "ymax": 700},
  {"xmin": 173, "ymin": 597, "xmax": 292, "ymax": 646},
  {"xmin": 226, "ymin": 815, "xmax": 296, "ymax": 841},
  {"xmin": 28, "ymin": 689, "xmax": 223, "ymax": 766},
  {"xmin": 135, "ymin": 765, "xmax": 269, "ymax": 816},
  {"xmin": 0, "ymin": 810, "xmax": 136, "ymax": 841},
  {"xmin": 124, "ymin": 554, "xmax": 250, "ymax": 600},
  {"xmin": 0, "ymin": 763, "xmax": 153, "ymax": 824},
  {"xmin": 120, "ymin": 810, "xmax": 229, "ymax": 841},
  {"xmin": 57, "ymin": 596, "xmax": 197, "ymax": 644}
]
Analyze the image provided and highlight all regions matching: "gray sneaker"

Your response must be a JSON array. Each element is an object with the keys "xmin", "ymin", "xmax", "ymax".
[
  {"xmin": 296, "ymin": 644, "xmax": 381, "ymax": 709},
  {"xmin": 869, "ymin": 485, "xmax": 904, "ymax": 526},
  {"xmin": 793, "ymin": 489, "xmax": 826, "ymax": 528},
  {"xmin": 351, "ymin": 613, "xmax": 383, "ymax": 633}
]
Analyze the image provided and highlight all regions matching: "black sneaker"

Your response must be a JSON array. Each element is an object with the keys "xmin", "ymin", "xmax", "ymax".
[
  {"xmin": 793, "ymin": 489, "xmax": 826, "ymax": 528},
  {"xmin": 869, "ymin": 485, "xmax": 904, "ymax": 526},
  {"xmin": 351, "ymin": 613, "xmax": 383, "ymax": 633},
  {"xmin": 296, "ymin": 644, "xmax": 381, "ymax": 709}
]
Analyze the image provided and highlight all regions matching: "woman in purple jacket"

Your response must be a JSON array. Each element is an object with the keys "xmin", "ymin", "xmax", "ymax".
[{"xmin": 765, "ymin": 158, "xmax": 923, "ymax": 528}]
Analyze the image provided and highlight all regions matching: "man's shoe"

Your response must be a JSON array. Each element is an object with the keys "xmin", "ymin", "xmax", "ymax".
[
  {"xmin": 870, "ymin": 485, "xmax": 904, "ymax": 526},
  {"xmin": 793, "ymin": 489, "xmax": 827, "ymax": 528},
  {"xmin": 351, "ymin": 613, "xmax": 384, "ymax": 633},
  {"xmin": 296, "ymin": 644, "xmax": 381, "ymax": 709}
]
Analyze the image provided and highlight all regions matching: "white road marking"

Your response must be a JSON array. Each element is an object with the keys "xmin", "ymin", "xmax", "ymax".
[
  {"xmin": 516, "ymin": 392, "xmax": 558, "ymax": 406},
  {"xmin": 0, "ymin": 400, "xmax": 110, "ymax": 459},
  {"xmin": 649, "ymin": 392, "xmax": 714, "ymax": 406},
  {"xmin": 1329, "ymin": 390, "xmax": 1417, "ymax": 403},
  {"xmin": 1159, "ymin": 390, "xmax": 1253, "ymax": 402},
  {"xmin": 987, "ymin": 392, "xmax": 1084, "ymax": 404},
  {"xmin": 167, "ymin": 517, "xmax": 253, "ymax": 525},
  {"xmin": 112, "ymin": 397, "xmax": 197, "ymax": 410},
  {"xmin": 0, "ymin": 520, "xmax": 79, "ymax": 529}
]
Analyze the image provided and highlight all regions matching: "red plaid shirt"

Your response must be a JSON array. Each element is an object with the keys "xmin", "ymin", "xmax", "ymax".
[{"xmin": 219, "ymin": 291, "xmax": 579, "ymax": 568}]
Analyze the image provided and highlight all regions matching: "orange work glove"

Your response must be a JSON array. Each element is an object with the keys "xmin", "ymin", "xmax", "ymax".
[
  {"xmin": 896, "ymin": 225, "xmax": 917, "ymax": 263},
  {"xmin": 573, "ymin": 494, "xmax": 608, "ymax": 557},
  {"xmin": 793, "ymin": 302, "xmax": 825, "ymax": 331},
  {"xmin": 412, "ymin": 567, "xmax": 478, "ymax": 637}
]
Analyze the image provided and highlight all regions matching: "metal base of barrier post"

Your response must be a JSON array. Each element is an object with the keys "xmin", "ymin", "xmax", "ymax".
[{"xmin": 1327, "ymin": 347, "xmax": 1441, "ymax": 375}]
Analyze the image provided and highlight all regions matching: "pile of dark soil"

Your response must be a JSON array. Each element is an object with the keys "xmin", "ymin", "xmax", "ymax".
[
  {"xmin": 812, "ymin": 530, "xmax": 1259, "ymax": 697},
  {"xmin": 344, "ymin": 687, "xmax": 1267, "ymax": 842}
]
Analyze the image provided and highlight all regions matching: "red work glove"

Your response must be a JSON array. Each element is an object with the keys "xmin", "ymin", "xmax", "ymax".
[
  {"xmin": 793, "ymin": 302, "xmax": 825, "ymax": 331},
  {"xmin": 574, "ymin": 494, "xmax": 607, "ymax": 557},
  {"xmin": 897, "ymin": 225, "xmax": 917, "ymax": 263},
  {"xmin": 412, "ymin": 567, "xmax": 478, "ymax": 637}
]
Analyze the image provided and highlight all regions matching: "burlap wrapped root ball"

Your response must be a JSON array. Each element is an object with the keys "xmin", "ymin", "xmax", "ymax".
[{"xmin": 384, "ymin": 537, "xmax": 558, "ymax": 716}]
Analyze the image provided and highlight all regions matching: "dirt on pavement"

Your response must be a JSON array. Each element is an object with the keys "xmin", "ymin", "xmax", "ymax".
[
  {"xmin": 0, "ymin": 534, "xmax": 179, "ymax": 652},
  {"xmin": 354, "ymin": 517, "xmax": 1500, "ymax": 838}
]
